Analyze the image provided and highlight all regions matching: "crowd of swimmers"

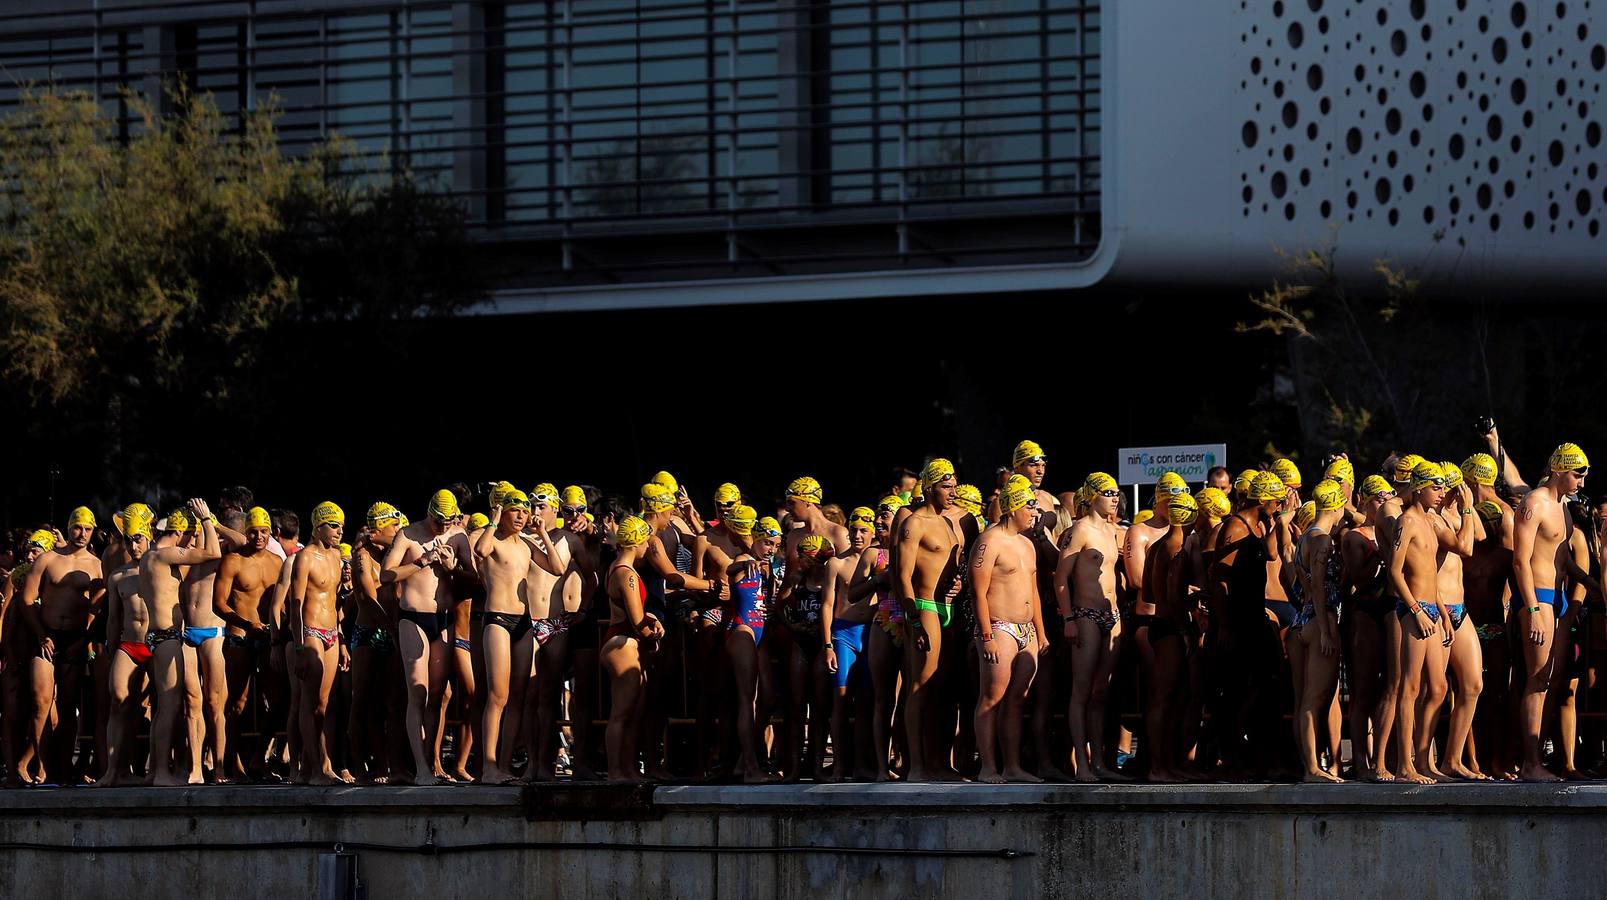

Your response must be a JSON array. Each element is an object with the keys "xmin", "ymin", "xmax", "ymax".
[{"xmin": 1, "ymin": 425, "xmax": 1602, "ymax": 786}]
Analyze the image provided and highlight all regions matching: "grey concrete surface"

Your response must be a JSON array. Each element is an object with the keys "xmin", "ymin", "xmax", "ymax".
[{"xmin": 0, "ymin": 783, "xmax": 1600, "ymax": 899}]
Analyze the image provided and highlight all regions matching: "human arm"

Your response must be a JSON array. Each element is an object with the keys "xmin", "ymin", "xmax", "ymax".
[
  {"xmin": 644, "ymin": 536, "xmax": 711, "ymax": 592},
  {"xmin": 520, "ymin": 527, "xmax": 567, "ymax": 578},
  {"xmin": 19, "ymin": 560, "xmax": 47, "ymax": 645},
  {"xmin": 381, "ymin": 534, "xmax": 433, "ymax": 586},
  {"xmin": 473, "ymin": 511, "xmax": 501, "ymax": 561},
  {"xmin": 1512, "ymin": 494, "xmax": 1542, "ymax": 611},
  {"xmin": 1310, "ymin": 535, "xmax": 1338, "ymax": 656},
  {"xmin": 970, "ymin": 535, "xmax": 998, "ymax": 663},
  {"xmin": 1483, "ymin": 424, "xmax": 1531, "ymax": 496}
]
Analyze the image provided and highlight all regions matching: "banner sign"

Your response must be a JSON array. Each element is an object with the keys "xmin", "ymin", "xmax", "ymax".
[{"xmin": 1117, "ymin": 444, "xmax": 1227, "ymax": 486}]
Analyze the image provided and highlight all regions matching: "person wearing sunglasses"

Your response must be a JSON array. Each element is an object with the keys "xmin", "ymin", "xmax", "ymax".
[
  {"xmin": 683, "ymin": 483, "xmax": 746, "ymax": 778},
  {"xmin": 381, "ymin": 489, "xmax": 464, "ymax": 785},
  {"xmin": 1385, "ymin": 461, "xmax": 1467, "ymax": 785},
  {"xmin": 721, "ymin": 509, "xmax": 781, "ymax": 782},
  {"xmin": 525, "ymin": 483, "xmax": 593, "ymax": 782},
  {"xmin": 1513, "ymin": 443, "xmax": 1593, "ymax": 782},
  {"xmin": 1142, "ymin": 491, "xmax": 1201, "ymax": 784},
  {"xmin": 471, "ymin": 489, "xmax": 543, "ymax": 785},
  {"xmin": 1053, "ymin": 472, "xmax": 1126, "ymax": 782},
  {"xmin": 1417, "ymin": 462, "xmax": 1487, "ymax": 783},
  {"xmin": 1338, "ymin": 476, "xmax": 1399, "ymax": 782},
  {"xmin": 895, "ymin": 458, "xmax": 965, "ymax": 783},
  {"xmin": 969, "ymin": 484, "xmax": 1048, "ymax": 784}
]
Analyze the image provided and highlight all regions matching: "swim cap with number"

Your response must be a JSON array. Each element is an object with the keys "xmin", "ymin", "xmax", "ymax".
[
  {"xmin": 1168, "ymin": 492, "xmax": 1200, "ymax": 526},
  {"xmin": 786, "ymin": 476, "xmax": 824, "ymax": 505},
  {"xmin": 1360, "ymin": 475, "xmax": 1395, "ymax": 499},
  {"xmin": 1196, "ymin": 487, "xmax": 1232, "ymax": 520},
  {"xmin": 1313, "ymin": 479, "xmax": 1346, "ymax": 511},
  {"xmin": 617, "ymin": 515, "xmax": 652, "ymax": 548},
  {"xmin": 725, "ymin": 505, "xmax": 758, "ymax": 536},
  {"xmin": 955, "ymin": 484, "xmax": 984, "ymax": 516},
  {"xmin": 1249, "ymin": 471, "xmax": 1286, "ymax": 502},
  {"xmin": 1461, "ymin": 453, "xmax": 1498, "ymax": 486},
  {"xmin": 641, "ymin": 482, "xmax": 676, "ymax": 513},
  {"xmin": 1550, "ymin": 443, "xmax": 1590, "ymax": 473},
  {"xmin": 1324, "ymin": 457, "xmax": 1355, "ymax": 485},
  {"xmin": 715, "ymin": 483, "xmax": 742, "ymax": 504}
]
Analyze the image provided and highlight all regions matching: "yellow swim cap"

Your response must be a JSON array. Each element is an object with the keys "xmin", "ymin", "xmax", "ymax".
[
  {"xmin": 1439, "ymin": 461, "xmax": 1465, "ymax": 490},
  {"xmin": 786, "ymin": 476, "xmax": 823, "ymax": 505},
  {"xmin": 1074, "ymin": 486, "xmax": 1093, "ymax": 510},
  {"xmin": 365, "ymin": 503, "xmax": 401, "ymax": 529},
  {"xmin": 530, "ymin": 483, "xmax": 559, "ymax": 506},
  {"xmin": 1409, "ymin": 461, "xmax": 1448, "ymax": 492},
  {"xmin": 1196, "ymin": 487, "xmax": 1232, "ymax": 520},
  {"xmin": 165, "ymin": 508, "xmax": 194, "ymax": 534},
  {"xmin": 877, "ymin": 495, "xmax": 907, "ymax": 514},
  {"xmin": 561, "ymin": 485, "xmax": 588, "ymax": 508},
  {"xmin": 1084, "ymin": 472, "xmax": 1119, "ymax": 495},
  {"xmin": 1134, "ymin": 510, "xmax": 1154, "ymax": 525},
  {"xmin": 312, "ymin": 501, "xmax": 345, "ymax": 529},
  {"xmin": 501, "ymin": 488, "xmax": 531, "ymax": 510},
  {"xmin": 1156, "ymin": 472, "xmax": 1189, "ymax": 496},
  {"xmin": 1013, "ymin": 440, "xmax": 1046, "ymax": 468},
  {"xmin": 427, "ymin": 490, "xmax": 460, "ymax": 520},
  {"xmin": 1476, "ymin": 500, "xmax": 1504, "ymax": 523},
  {"xmin": 398, "ymin": 512, "xmax": 410, "ymax": 527},
  {"xmin": 1461, "ymin": 453, "xmax": 1498, "ymax": 486},
  {"xmin": 112, "ymin": 503, "xmax": 152, "ymax": 538},
  {"xmin": 1168, "ymin": 492, "xmax": 1200, "ymax": 526},
  {"xmin": 123, "ymin": 511, "xmax": 153, "ymax": 542},
  {"xmin": 1393, "ymin": 453, "xmax": 1426, "ymax": 485},
  {"xmin": 1550, "ymin": 443, "xmax": 1590, "ymax": 473},
  {"xmin": 756, "ymin": 516, "xmax": 783, "ymax": 538},
  {"xmin": 339, "ymin": 543, "xmax": 352, "ymax": 561},
  {"xmin": 617, "ymin": 515, "xmax": 652, "ymax": 548},
  {"xmin": 1324, "ymin": 457, "xmax": 1355, "ymax": 485},
  {"xmin": 1234, "ymin": 469, "xmax": 1259, "ymax": 494},
  {"xmin": 488, "ymin": 481, "xmax": 516, "ymax": 508},
  {"xmin": 469, "ymin": 513, "xmax": 490, "ymax": 530},
  {"xmin": 955, "ymin": 484, "xmax": 984, "ymax": 516},
  {"xmin": 1249, "ymin": 471, "xmax": 1286, "ymax": 502},
  {"xmin": 920, "ymin": 459, "xmax": 956, "ymax": 490},
  {"xmin": 1359, "ymin": 475, "xmax": 1395, "ymax": 500},
  {"xmin": 641, "ymin": 482, "xmax": 676, "ymax": 514},
  {"xmin": 1271, "ymin": 458, "xmax": 1302, "ymax": 488},
  {"xmin": 715, "ymin": 483, "xmax": 742, "ymax": 505},
  {"xmin": 848, "ymin": 506, "xmax": 876, "ymax": 530},
  {"xmin": 799, "ymin": 534, "xmax": 835, "ymax": 559},
  {"xmin": 248, "ymin": 506, "xmax": 274, "ymax": 530},
  {"xmin": 1001, "ymin": 485, "xmax": 1036, "ymax": 515},
  {"xmin": 726, "ymin": 504, "xmax": 758, "ymax": 536},
  {"xmin": 26, "ymin": 530, "xmax": 55, "ymax": 551},
  {"xmin": 652, "ymin": 471, "xmax": 679, "ymax": 494},
  {"xmin": 68, "ymin": 506, "xmax": 96, "ymax": 529},
  {"xmin": 1313, "ymin": 479, "xmax": 1346, "ymax": 511},
  {"xmin": 1293, "ymin": 501, "xmax": 1317, "ymax": 531}
]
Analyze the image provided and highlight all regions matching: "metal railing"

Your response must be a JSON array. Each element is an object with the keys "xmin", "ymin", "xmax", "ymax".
[{"xmin": 0, "ymin": 0, "xmax": 1100, "ymax": 290}]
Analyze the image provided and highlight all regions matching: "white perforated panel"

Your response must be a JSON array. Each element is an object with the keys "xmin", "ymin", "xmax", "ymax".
[{"xmin": 1238, "ymin": 0, "xmax": 1607, "ymax": 241}]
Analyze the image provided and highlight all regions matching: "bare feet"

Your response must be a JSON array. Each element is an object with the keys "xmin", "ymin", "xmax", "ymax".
[
  {"xmin": 1361, "ymin": 768, "xmax": 1393, "ymax": 783},
  {"xmin": 1073, "ymin": 768, "xmax": 1100, "ymax": 783},
  {"xmin": 1519, "ymin": 763, "xmax": 1562, "ymax": 783},
  {"xmin": 977, "ymin": 771, "xmax": 1007, "ymax": 784},
  {"xmin": 1562, "ymin": 767, "xmax": 1591, "ymax": 782},
  {"xmin": 1094, "ymin": 766, "xmax": 1131, "ymax": 782},
  {"xmin": 570, "ymin": 764, "xmax": 601, "ymax": 782},
  {"xmin": 1393, "ymin": 767, "xmax": 1435, "ymax": 785},
  {"xmin": 1036, "ymin": 764, "xmax": 1072, "ymax": 783},
  {"xmin": 1447, "ymin": 763, "xmax": 1490, "ymax": 781},
  {"xmin": 1003, "ymin": 767, "xmax": 1043, "ymax": 783},
  {"xmin": 453, "ymin": 767, "xmax": 472, "ymax": 783},
  {"xmin": 1301, "ymin": 769, "xmax": 1344, "ymax": 784},
  {"xmin": 480, "ymin": 767, "xmax": 511, "ymax": 785},
  {"xmin": 874, "ymin": 769, "xmax": 899, "ymax": 783},
  {"xmin": 412, "ymin": 772, "xmax": 443, "ymax": 786}
]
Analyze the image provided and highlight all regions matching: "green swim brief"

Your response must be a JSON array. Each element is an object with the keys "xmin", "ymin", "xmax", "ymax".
[{"xmin": 913, "ymin": 597, "xmax": 954, "ymax": 629}]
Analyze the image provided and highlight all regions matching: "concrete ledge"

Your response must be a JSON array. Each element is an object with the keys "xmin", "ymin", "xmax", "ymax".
[
  {"xmin": 0, "ymin": 783, "xmax": 524, "ymax": 813},
  {"xmin": 653, "ymin": 781, "xmax": 1607, "ymax": 812}
]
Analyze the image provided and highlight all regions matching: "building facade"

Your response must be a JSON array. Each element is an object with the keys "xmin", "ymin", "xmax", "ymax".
[{"xmin": 2, "ymin": 1, "xmax": 1604, "ymax": 311}]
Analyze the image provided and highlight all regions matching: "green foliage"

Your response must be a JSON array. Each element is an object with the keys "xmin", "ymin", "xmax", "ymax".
[{"xmin": 0, "ymin": 85, "xmax": 485, "ymax": 409}]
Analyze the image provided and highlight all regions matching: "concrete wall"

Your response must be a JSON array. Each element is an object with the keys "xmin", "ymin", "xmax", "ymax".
[{"xmin": 0, "ymin": 783, "xmax": 1600, "ymax": 899}]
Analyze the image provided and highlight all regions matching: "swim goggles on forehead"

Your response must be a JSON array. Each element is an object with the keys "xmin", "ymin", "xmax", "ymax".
[
  {"xmin": 503, "ymin": 497, "xmax": 532, "ymax": 510},
  {"xmin": 531, "ymin": 491, "xmax": 558, "ymax": 506},
  {"xmin": 757, "ymin": 523, "xmax": 783, "ymax": 538},
  {"xmin": 1157, "ymin": 485, "xmax": 1190, "ymax": 496}
]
